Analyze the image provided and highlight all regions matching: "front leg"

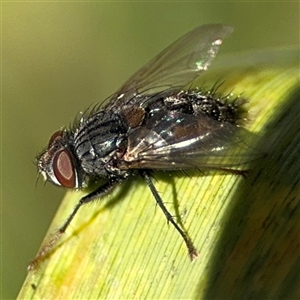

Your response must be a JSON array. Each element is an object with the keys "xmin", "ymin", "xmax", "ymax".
[{"xmin": 28, "ymin": 176, "xmax": 124, "ymax": 271}]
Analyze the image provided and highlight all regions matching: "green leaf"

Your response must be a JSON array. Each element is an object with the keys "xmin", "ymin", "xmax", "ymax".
[{"xmin": 18, "ymin": 49, "xmax": 299, "ymax": 299}]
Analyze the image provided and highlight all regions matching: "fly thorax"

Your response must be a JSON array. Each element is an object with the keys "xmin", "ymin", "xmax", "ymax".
[{"xmin": 73, "ymin": 110, "xmax": 127, "ymax": 176}]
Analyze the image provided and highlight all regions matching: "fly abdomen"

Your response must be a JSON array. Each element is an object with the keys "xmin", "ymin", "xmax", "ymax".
[{"xmin": 164, "ymin": 89, "xmax": 246, "ymax": 125}]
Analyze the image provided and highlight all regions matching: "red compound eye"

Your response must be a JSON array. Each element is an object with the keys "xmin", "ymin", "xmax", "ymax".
[
  {"xmin": 48, "ymin": 130, "xmax": 63, "ymax": 146},
  {"xmin": 53, "ymin": 150, "xmax": 76, "ymax": 188}
]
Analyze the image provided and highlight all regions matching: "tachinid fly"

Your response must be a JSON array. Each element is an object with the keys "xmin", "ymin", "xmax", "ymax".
[{"xmin": 31, "ymin": 24, "xmax": 258, "ymax": 269}]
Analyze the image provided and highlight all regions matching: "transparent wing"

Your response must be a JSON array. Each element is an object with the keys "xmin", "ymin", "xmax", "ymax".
[
  {"xmin": 120, "ymin": 111, "xmax": 259, "ymax": 170},
  {"xmin": 106, "ymin": 24, "xmax": 233, "ymax": 108}
]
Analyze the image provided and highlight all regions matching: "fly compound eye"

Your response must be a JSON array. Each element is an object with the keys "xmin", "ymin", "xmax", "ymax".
[
  {"xmin": 48, "ymin": 130, "xmax": 63, "ymax": 146},
  {"xmin": 52, "ymin": 150, "xmax": 76, "ymax": 188}
]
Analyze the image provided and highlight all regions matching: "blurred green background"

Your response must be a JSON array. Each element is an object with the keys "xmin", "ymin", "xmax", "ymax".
[{"xmin": 2, "ymin": 2, "xmax": 298, "ymax": 299}]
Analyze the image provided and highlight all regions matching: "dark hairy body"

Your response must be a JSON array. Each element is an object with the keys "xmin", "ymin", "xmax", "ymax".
[{"xmin": 30, "ymin": 24, "xmax": 258, "ymax": 269}]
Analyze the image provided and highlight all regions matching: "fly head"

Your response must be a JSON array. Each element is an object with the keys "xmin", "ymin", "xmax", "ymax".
[{"xmin": 37, "ymin": 130, "xmax": 82, "ymax": 189}]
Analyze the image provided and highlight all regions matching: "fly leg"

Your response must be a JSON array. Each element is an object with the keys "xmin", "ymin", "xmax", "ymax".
[
  {"xmin": 141, "ymin": 171, "xmax": 198, "ymax": 261},
  {"xmin": 28, "ymin": 176, "xmax": 123, "ymax": 271},
  {"xmin": 218, "ymin": 167, "xmax": 250, "ymax": 178}
]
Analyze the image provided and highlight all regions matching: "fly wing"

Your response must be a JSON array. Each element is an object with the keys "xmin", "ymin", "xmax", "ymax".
[
  {"xmin": 120, "ymin": 111, "xmax": 259, "ymax": 170},
  {"xmin": 106, "ymin": 24, "xmax": 233, "ymax": 108}
]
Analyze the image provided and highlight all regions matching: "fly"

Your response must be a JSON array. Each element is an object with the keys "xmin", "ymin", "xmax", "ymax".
[{"xmin": 30, "ymin": 24, "xmax": 258, "ymax": 270}]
